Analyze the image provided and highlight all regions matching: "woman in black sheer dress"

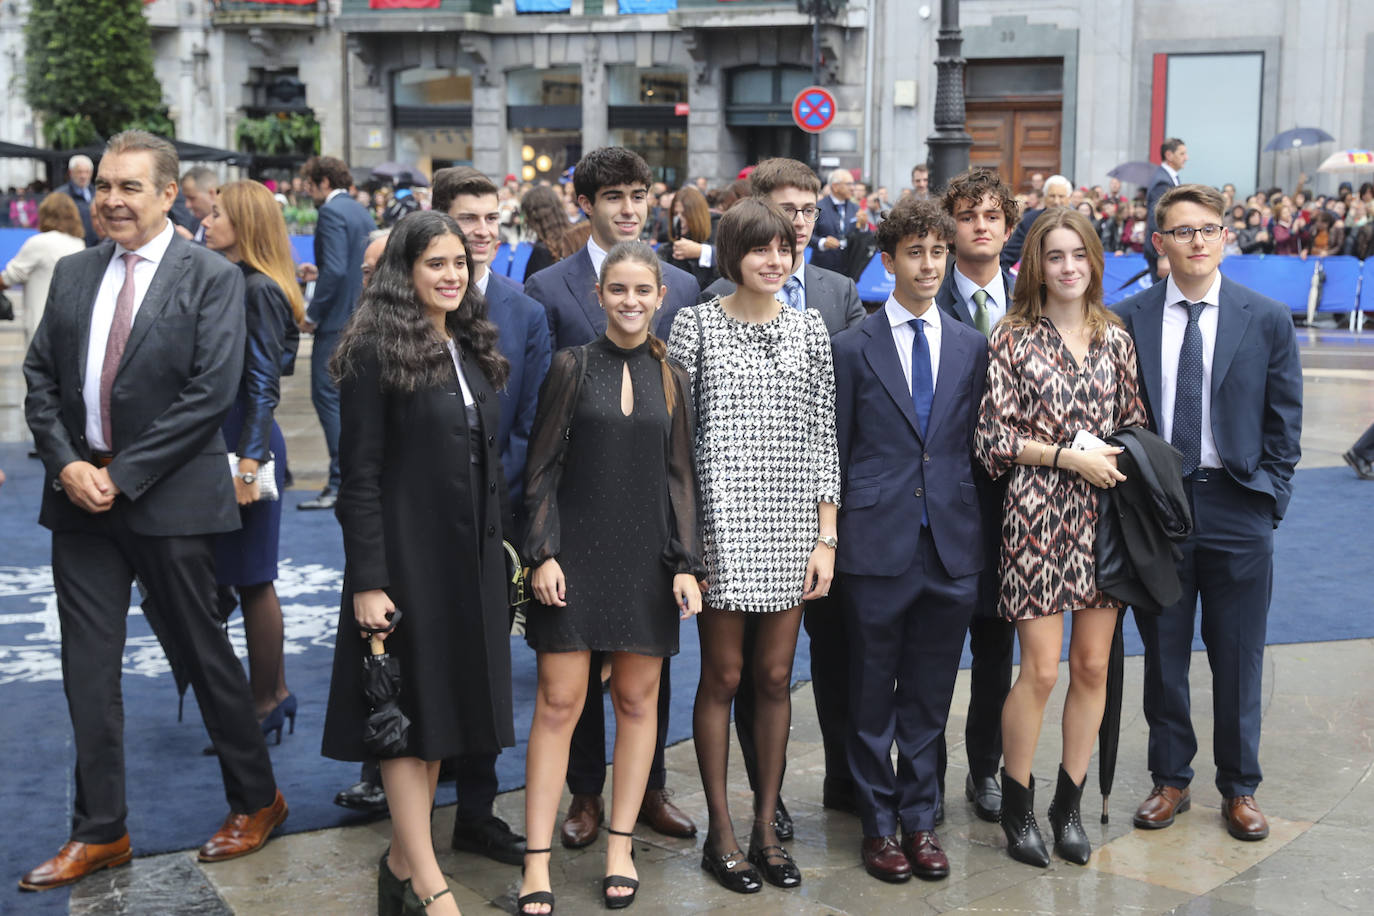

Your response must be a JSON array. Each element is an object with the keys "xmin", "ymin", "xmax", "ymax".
[{"xmin": 516, "ymin": 241, "xmax": 704, "ymax": 914}]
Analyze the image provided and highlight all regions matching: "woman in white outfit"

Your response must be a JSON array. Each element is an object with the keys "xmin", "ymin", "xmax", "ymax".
[{"xmin": 1, "ymin": 193, "xmax": 87, "ymax": 345}]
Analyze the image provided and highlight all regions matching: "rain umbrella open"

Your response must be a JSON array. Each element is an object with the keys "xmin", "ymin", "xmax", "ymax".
[
  {"xmin": 370, "ymin": 161, "xmax": 430, "ymax": 187},
  {"xmin": 1317, "ymin": 150, "xmax": 1374, "ymax": 175},
  {"xmin": 1107, "ymin": 161, "xmax": 1158, "ymax": 188},
  {"xmin": 1262, "ymin": 127, "xmax": 1334, "ymax": 152}
]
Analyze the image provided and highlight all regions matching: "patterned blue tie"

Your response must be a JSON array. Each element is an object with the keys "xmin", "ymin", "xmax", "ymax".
[
  {"xmin": 910, "ymin": 318, "xmax": 933, "ymax": 437},
  {"xmin": 783, "ymin": 275, "xmax": 803, "ymax": 311},
  {"xmin": 1172, "ymin": 301, "xmax": 1206, "ymax": 476}
]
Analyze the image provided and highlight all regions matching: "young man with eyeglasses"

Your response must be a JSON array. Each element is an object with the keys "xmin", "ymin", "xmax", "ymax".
[
  {"xmin": 1115, "ymin": 183, "xmax": 1302, "ymax": 844},
  {"xmin": 701, "ymin": 157, "xmax": 866, "ymax": 837}
]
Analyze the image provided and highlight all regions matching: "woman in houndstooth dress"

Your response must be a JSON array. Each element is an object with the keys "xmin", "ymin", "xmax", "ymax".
[{"xmin": 667, "ymin": 199, "xmax": 840, "ymax": 893}]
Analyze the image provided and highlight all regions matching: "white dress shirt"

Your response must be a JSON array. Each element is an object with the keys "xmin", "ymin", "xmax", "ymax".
[
  {"xmin": 586, "ymin": 236, "xmax": 608, "ymax": 279},
  {"xmin": 1162, "ymin": 163, "xmax": 1181, "ymax": 186},
  {"xmin": 884, "ymin": 294, "xmax": 942, "ymax": 397},
  {"xmin": 83, "ymin": 220, "xmax": 177, "ymax": 451},
  {"xmin": 1158, "ymin": 272, "xmax": 1221, "ymax": 469},
  {"xmin": 474, "ymin": 265, "xmax": 491, "ymax": 297},
  {"xmin": 952, "ymin": 264, "xmax": 1007, "ymax": 327},
  {"xmin": 446, "ymin": 339, "xmax": 476, "ymax": 407},
  {"xmin": 773, "ymin": 258, "xmax": 807, "ymax": 310}
]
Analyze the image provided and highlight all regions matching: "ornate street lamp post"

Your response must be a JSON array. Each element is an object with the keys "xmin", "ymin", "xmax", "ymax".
[{"xmin": 926, "ymin": 0, "xmax": 972, "ymax": 193}]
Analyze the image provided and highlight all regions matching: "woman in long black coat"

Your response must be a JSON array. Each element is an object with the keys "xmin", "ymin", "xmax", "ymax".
[{"xmin": 322, "ymin": 211, "xmax": 511, "ymax": 916}]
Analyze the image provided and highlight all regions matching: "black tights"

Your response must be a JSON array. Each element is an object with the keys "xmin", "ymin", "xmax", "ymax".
[
  {"xmin": 235, "ymin": 582, "xmax": 290, "ymax": 719},
  {"xmin": 693, "ymin": 604, "xmax": 803, "ymax": 855}
]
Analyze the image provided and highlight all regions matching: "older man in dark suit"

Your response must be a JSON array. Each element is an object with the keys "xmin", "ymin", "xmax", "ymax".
[
  {"xmin": 297, "ymin": 155, "xmax": 374, "ymax": 510},
  {"xmin": 701, "ymin": 156, "xmax": 866, "ymax": 836},
  {"xmin": 812, "ymin": 168, "xmax": 858, "ymax": 272},
  {"xmin": 1115, "ymin": 183, "xmax": 1301, "ymax": 843},
  {"xmin": 931, "ymin": 167, "xmax": 1020, "ymax": 825},
  {"xmin": 523, "ymin": 147, "xmax": 700, "ymax": 848},
  {"xmin": 1144, "ymin": 138, "xmax": 1187, "ymax": 279},
  {"xmin": 58, "ymin": 153, "xmax": 98, "ymax": 246},
  {"xmin": 832, "ymin": 198, "xmax": 988, "ymax": 882},
  {"xmin": 20, "ymin": 131, "xmax": 286, "ymax": 893}
]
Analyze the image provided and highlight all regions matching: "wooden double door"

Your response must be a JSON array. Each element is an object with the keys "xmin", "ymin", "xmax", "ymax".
[{"xmin": 966, "ymin": 100, "xmax": 1062, "ymax": 194}]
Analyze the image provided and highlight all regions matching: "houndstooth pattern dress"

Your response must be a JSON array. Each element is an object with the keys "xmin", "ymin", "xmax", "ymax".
[{"xmin": 667, "ymin": 298, "xmax": 841, "ymax": 612}]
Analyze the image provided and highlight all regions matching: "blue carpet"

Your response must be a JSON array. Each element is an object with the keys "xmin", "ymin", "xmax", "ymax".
[{"xmin": 0, "ymin": 439, "xmax": 1369, "ymax": 912}]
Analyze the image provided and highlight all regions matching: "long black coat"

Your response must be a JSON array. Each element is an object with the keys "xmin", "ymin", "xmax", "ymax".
[{"xmin": 322, "ymin": 342, "xmax": 513, "ymax": 762}]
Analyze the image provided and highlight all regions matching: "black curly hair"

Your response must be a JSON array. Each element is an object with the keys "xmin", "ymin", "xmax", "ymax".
[{"xmin": 331, "ymin": 211, "xmax": 509, "ymax": 392}]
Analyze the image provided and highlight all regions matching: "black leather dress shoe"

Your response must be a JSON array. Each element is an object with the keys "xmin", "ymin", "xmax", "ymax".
[
  {"xmin": 772, "ymin": 798, "xmax": 794, "ymax": 841},
  {"xmin": 701, "ymin": 842, "xmax": 762, "ymax": 894},
  {"xmin": 333, "ymin": 776, "xmax": 387, "ymax": 813},
  {"xmin": 1344, "ymin": 450, "xmax": 1374, "ymax": 480},
  {"xmin": 966, "ymin": 772, "xmax": 1003, "ymax": 823},
  {"xmin": 297, "ymin": 487, "xmax": 337, "ymax": 510},
  {"xmin": 451, "ymin": 813, "xmax": 525, "ymax": 865}
]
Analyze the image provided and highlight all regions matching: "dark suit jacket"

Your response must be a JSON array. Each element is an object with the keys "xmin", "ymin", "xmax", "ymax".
[
  {"xmin": 934, "ymin": 263, "xmax": 1015, "ymax": 327},
  {"xmin": 1143, "ymin": 165, "xmax": 1176, "ymax": 267},
  {"xmin": 308, "ymin": 192, "xmax": 374, "ymax": 332},
  {"xmin": 523, "ymin": 246, "xmax": 700, "ymax": 351},
  {"xmin": 1000, "ymin": 207, "xmax": 1042, "ymax": 270},
  {"xmin": 485, "ymin": 272, "xmax": 553, "ymax": 511},
  {"xmin": 700, "ymin": 264, "xmax": 865, "ymax": 338},
  {"xmin": 812, "ymin": 196, "xmax": 857, "ymax": 272},
  {"xmin": 59, "ymin": 180, "xmax": 98, "ymax": 247},
  {"xmin": 23, "ymin": 230, "xmax": 246, "ymax": 536},
  {"xmin": 1114, "ymin": 276, "xmax": 1302, "ymax": 522},
  {"xmin": 831, "ymin": 308, "xmax": 988, "ymax": 580}
]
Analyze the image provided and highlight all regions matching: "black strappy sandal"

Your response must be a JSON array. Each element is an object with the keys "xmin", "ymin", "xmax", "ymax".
[
  {"xmin": 603, "ymin": 828, "xmax": 639, "ymax": 909},
  {"xmin": 518, "ymin": 847, "xmax": 555, "ymax": 915}
]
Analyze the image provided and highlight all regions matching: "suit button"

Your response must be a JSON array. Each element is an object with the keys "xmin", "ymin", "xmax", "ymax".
[
  {"xmin": 488, "ymin": 435, "xmax": 495, "ymax": 445},
  {"xmin": 489, "ymin": 482, "xmax": 497, "ymax": 494},
  {"xmin": 914, "ymin": 487, "xmax": 924, "ymax": 498},
  {"xmin": 923, "ymin": 453, "xmax": 930, "ymax": 463},
  {"xmin": 477, "ymin": 392, "xmax": 486, "ymax": 402},
  {"xmin": 486, "ymin": 525, "xmax": 496, "ymax": 537}
]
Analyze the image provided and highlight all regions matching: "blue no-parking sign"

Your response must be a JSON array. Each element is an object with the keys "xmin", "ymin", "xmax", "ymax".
[{"xmin": 792, "ymin": 86, "xmax": 837, "ymax": 134}]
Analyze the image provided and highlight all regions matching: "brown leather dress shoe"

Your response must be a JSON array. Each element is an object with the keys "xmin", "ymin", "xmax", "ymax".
[
  {"xmin": 560, "ymin": 793, "xmax": 603, "ymax": 848},
  {"xmin": 902, "ymin": 830, "xmax": 950, "ymax": 880},
  {"xmin": 198, "ymin": 790, "xmax": 289, "ymax": 862},
  {"xmin": 861, "ymin": 835, "xmax": 911, "ymax": 883},
  {"xmin": 1132, "ymin": 784, "xmax": 1190, "ymax": 829},
  {"xmin": 1223, "ymin": 795, "xmax": 1269, "ymax": 841},
  {"xmin": 638, "ymin": 787, "xmax": 697, "ymax": 838},
  {"xmin": 19, "ymin": 835, "xmax": 132, "ymax": 891}
]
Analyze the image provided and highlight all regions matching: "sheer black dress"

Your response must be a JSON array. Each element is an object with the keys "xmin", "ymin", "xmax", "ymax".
[{"xmin": 523, "ymin": 336, "xmax": 705, "ymax": 657}]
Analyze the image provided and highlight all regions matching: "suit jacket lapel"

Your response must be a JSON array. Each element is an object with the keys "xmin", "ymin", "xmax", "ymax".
[
  {"xmin": 1130, "ymin": 286, "xmax": 1167, "ymax": 429},
  {"xmin": 561, "ymin": 249, "xmax": 603, "ymax": 338},
  {"xmin": 1211, "ymin": 278, "xmax": 1252, "ymax": 396},
  {"xmin": 862, "ymin": 315, "xmax": 923, "ymax": 442},
  {"xmin": 75, "ymin": 243, "xmax": 117, "ymax": 386},
  {"xmin": 934, "ymin": 270, "xmax": 973, "ymax": 325},
  {"xmin": 119, "ymin": 238, "xmax": 192, "ymax": 373},
  {"xmin": 924, "ymin": 323, "xmax": 967, "ymax": 442}
]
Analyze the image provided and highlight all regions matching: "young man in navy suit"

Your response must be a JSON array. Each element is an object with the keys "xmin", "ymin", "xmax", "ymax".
[
  {"xmin": 1144, "ymin": 138, "xmax": 1187, "ymax": 280},
  {"xmin": 522, "ymin": 147, "xmax": 700, "ymax": 847},
  {"xmin": 1115, "ymin": 183, "xmax": 1301, "ymax": 842},
  {"xmin": 831, "ymin": 198, "xmax": 988, "ymax": 883},
  {"xmin": 931, "ymin": 167, "xmax": 1019, "ymax": 825}
]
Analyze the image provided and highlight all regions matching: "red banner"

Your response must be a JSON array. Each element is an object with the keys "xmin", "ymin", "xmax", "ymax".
[{"xmin": 369, "ymin": 0, "xmax": 441, "ymax": 8}]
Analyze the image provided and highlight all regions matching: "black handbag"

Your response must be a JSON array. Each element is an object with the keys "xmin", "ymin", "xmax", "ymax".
[{"xmin": 0, "ymin": 292, "xmax": 14, "ymax": 321}]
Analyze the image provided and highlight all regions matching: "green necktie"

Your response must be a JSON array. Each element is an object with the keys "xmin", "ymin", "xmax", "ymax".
[{"xmin": 972, "ymin": 288, "xmax": 991, "ymax": 336}]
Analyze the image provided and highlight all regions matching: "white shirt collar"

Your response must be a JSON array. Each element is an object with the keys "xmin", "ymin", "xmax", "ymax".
[
  {"xmin": 1163, "ymin": 271, "xmax": 1221, "ymax": 308},
  {"xmin": 884, "ymin": 294, "xmax": 942, "ymax": 331},
  {"xmin": 586, "ymin": 237, "xmax": 608, "ymax": 279},
  {"xmin": 830, "ymin": 194, "xmax": 849, "ymax": 210},
  {"xmin": 1162, "ymin": 163, "xmax": 1180, "ymax": 184},
  {"xmin": 116, "ymin": 219, "xmax": 176, "ymax": 266},
  {"xmin": 326, "ymin": 188, "xmax": 347, "ymax": 204},
  {"xmin": 474, "ymin": 265, "xmax": 491, "ymax": 296},
  {"xmin": 952, "ymin": 263, "xmax": 1004, "ymax": 311}
]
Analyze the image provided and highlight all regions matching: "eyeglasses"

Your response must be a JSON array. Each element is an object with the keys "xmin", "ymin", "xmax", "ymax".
[
  {"xmin": 779, "ymin": 205, "xmax": 820, "ymax": 222},
  {"xmin": 1162, "ymin": 224, "xmax": 1224, "ymax": 243}
]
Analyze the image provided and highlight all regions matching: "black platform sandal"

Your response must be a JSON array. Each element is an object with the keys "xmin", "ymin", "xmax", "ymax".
[
  {"xmin": 603, "ymin": 828, "xmax": 639, "ymax": 909},
  {"xmin": 518, "ymin": 847, "xmax": 555, "ymax": 915}
]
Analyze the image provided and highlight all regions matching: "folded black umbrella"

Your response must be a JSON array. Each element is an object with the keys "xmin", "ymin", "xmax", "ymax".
[{"xmin": 361, "ymin": 612, "xmax": 410, "ymax": 758}]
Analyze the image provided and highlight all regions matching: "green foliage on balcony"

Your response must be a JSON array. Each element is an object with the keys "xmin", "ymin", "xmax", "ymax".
[{"xmin": 235, "ymin": 112, "xmax": 322, "ymax": 155}]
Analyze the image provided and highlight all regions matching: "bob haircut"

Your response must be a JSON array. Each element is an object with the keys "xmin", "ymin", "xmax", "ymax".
[
  {"xmin": 37, "ymin": 192, "xmax": 83, "ymax": 239},
  {"xmin": 714, "ymin": 198, "xmax": 795, "ymax": 285},
  {"xmin": 1007, "ymin": 208, "xmax": 1119, "ymax": 344},
  {"xmin": 877, "ymin": 197, "xmax": 956, "ymax": 257}
]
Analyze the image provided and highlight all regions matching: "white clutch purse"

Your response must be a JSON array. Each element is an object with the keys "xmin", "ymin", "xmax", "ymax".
[{"xmin": 227, "ymin": 452, "xmax": 279, "ymax": 502}]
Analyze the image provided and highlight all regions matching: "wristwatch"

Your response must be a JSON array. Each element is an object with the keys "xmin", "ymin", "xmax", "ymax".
[
  {"xmin": 816, "ymin": 535, "xmax": 838, "ymax": 549},
  {"xmin": 238, "ymin": 471, "xmax": 257, "ymax": 485}
]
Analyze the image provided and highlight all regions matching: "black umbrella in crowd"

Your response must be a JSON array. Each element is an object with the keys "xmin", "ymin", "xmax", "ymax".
[
  {"xmin": 1263, "ymin": 127, "xmax": 1334, "ymax": 152},
  {"xmin": 362, "ymin": 627, "xmax": 411, "ymax": 758},
  {"xmin": 1107, "ymin": 160, "xmax": 1158, "ymax": 188},
  {"xmin": 369, "ymin": 161, "xmax": 430, "ymax": 187},
  {"xmin": 1098, "ymin": 608, "xmax": 1128, "ymax": 822}
]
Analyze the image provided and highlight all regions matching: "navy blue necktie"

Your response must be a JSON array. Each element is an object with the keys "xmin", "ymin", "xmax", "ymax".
[
  {"xmin": 1172, "ymin": 301, "xmax": 1206, "ymax": 476},
  {"xmin": 910, "ymin": 318, "xmax": 933, "ymax": 437}
]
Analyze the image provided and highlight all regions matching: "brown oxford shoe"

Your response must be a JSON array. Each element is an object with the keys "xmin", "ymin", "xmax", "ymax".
[
  {"xmin": 560, "ymin": 793, "xmax": 603, "ymax": 848},
  {"xmin": 1132, "ymin": 784, "xmax": 1190, "ymax": 829},
  {"xmin": 902, "ymin": 830, "xmax": 950, "ymax": 880},
  {"xmin": 861, "ymin": 835, "xmax": 912, "ymax": 883},
  {"xmin": 19, "ymin": 835, "xmax": 132, "ymax": 891},
  {"xmin": 638, "ymin": 787, "xmax": 697, "ymax": 838},
  {"xmin": 1223, "ymin": 795, "xmax": 1269, "ymax": 841},
  {"xmin": 198, "ymin": 790, "xmax": 288, "ymax": 862}
]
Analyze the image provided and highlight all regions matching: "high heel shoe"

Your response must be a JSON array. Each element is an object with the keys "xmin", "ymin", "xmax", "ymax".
[
  {"xmin": 603, "ymin": 828, "xmax": 638, "ymax": 909},
  {"xmin": 401, "ymin": 881, "xmax": 452, "ymax": 914},
  {"xmin": 277, "ymin": 693, "xmax": 298, "ymax": 736},
  {"xmin": 378, "ymin": 848, "xmax": 405, "ymax": 916},
  {"xmin": 201, "ymin": 700, "xmax": 291, "ymax": 756},
  {"xmin": 518, "ymin": 846, "xmax": 555, "ymax": 915},
  {"xmin": 700, "ymin": 840, "xmax": 762, "ymax": 894}
]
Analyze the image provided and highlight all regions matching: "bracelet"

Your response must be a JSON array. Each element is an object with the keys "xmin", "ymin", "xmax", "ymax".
[
  {"xmin": 1053, "ymin": 446, "xmax": 1064, "ymax": 469},
  {"xmin": 1040, "ymin": 443, "xmax": 1049, "ymax": 466}
]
